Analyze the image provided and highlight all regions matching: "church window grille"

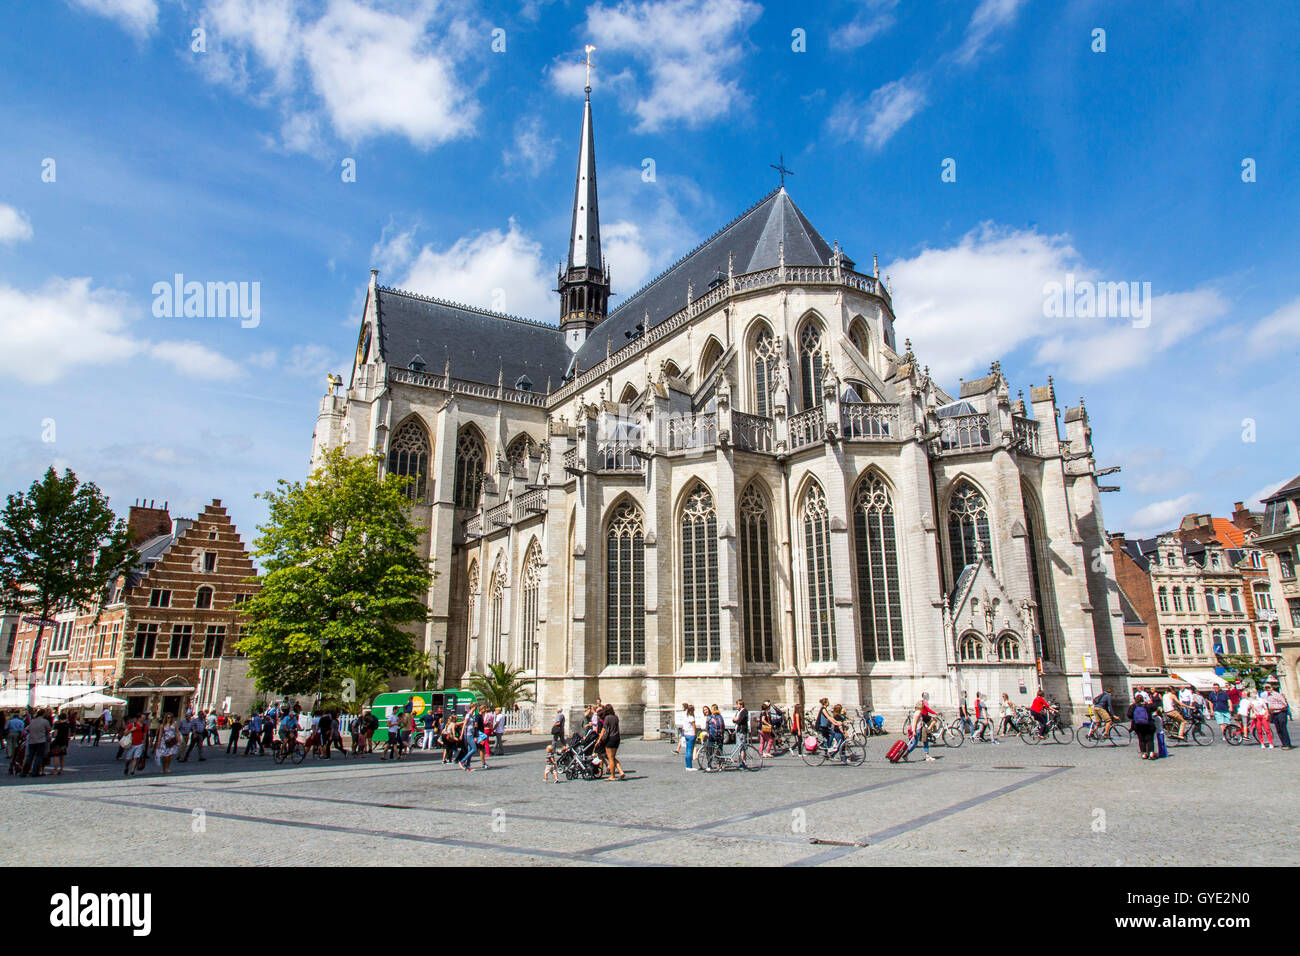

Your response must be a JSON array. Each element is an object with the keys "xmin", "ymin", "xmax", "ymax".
[
  {"xmin": 948, "ymin": 482, "xmax": 993, "ymax": 581},
  {"xmin": 489, "ymin": 564, "xmax": 506, "ymax": 664},
  {"xmin": 738, "ymin": 485, "xmax": 774, "ymax": 664},
  {"xmin": 802, "ymin": 482, "xmax": 836, "ymax": 662},
  {"xmin": 454, "ymin": 430, "xmax": 486, "ymax": 510},
  {"xmin": 521, "ymin": 544, "xmax": 542, "ymax": 670},
  {"xmin": 506, "ymin": 435, "xmax": 536, "ymax": 477},
  {"xmin": 959, "ymin": 633, "xmax": 984, "ymax": 661},
  {"xmin": 854, "ymin": 475, "xmax": 905, "ymax": 662},
  {"xmin": 798, "ymin": 321, "xmax": 824, "ymax": 410},
  {"xmin": 752, "ymin": 327, "xmax": 779, "ymax": 418},
  {"xmin": 606, "ymin": 501, "xmax": 645, "ymax": 666},
  {"xmin": 998, "ymin": 634, "xmax": 1021, "ymax": 661},
  {"xmin": 387, "ymin": 420, "xmax": 430, "ymax": 503},
  {"xmin": 466, "ymin": 560, "xmax": 480, "ymax": 643},
  {"xmin": 681, "ymin": 485, "xmax": 720, "ymax": 663}
]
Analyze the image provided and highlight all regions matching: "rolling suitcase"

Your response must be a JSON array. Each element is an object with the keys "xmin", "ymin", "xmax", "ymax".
[{"xmin": 886, "ymin": 739, "xmax": 908, "ymax": 763}]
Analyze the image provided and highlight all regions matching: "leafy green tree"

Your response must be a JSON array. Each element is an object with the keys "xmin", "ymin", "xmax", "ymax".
[
  {"xmin": 1215, "ymin": 653, "xmax": 1276, "ymax": 691},
  {"xmin": 238, "ymin": 449, "xmax": 433, "ymax": 697},
  {"xmin": 0, "ymin": 468, "xmax": 137, "ymax": 701},
  {"xmin": 407, "ymin": 650, "xmax": 440, "ymax": 691},
  {"xmin": 324, "ymin": 663, "xmax": 390, "ymax": 714},
  {"xmin": 467, "ymin": 661, "xmax": 534, "ymax": 710}
]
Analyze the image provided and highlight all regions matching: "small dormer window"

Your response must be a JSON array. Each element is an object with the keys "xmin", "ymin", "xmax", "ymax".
[
  {"xmin": 409, "ymin": 354, "xmax": 426, "ymax": 372},
  {"xmin": 515, "ymin": 374, "xmax": 533, "ymax": 392}
]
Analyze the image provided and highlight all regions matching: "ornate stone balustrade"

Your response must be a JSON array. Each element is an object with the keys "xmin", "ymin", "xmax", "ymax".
[
  {"xmin": 731, "ymin": 412, "xmax": 774, "ymax": 452},
  {"xmin": 388, "ymin": 368, "xmax": 548, "ymax": 407},
  {"xmin": 663, "ymin": 412, "xmax": 718, "ymax": 451},
  {"xmin": 841, "ymin": 402, "xmax": 899, "ymax": 440},
  {"xmin": 596, "ymin": 440, "xmax": 645, "ymax": 471},
  {"xmin": 938, "ymin": 413, "xmax": 992, "ymax": 453},
  {"xmin": 514, "ymin": 488, "xmax": 546, "ymax": 520},
  {"xmin": 1012, "ymin": 415, "xmax": 1042, "ymax": 455},
  {"xmin": 789, "ymin": 407, "xmax": 825, "ymax": 449}
]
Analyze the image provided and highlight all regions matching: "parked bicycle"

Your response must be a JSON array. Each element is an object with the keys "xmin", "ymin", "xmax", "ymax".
[
  {"xmin": 1223, "ymin": 722, "xmax": 1263, "ymax": 746},
  {"xmin": 697, "ymin": 736, "xmax": 762, "ymax": 772}
]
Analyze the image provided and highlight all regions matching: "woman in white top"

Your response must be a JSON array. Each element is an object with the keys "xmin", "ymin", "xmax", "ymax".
[
  {"xmin": 1246, "ymin": 692, "xmax": 1275, "ymax": 749},
  {"xmin": 997, "ymin": 693, "xmax": 1015, "ymax": 737},
  {"xmin": 682, "ymin": 704, "xmax": 699, "ymax": 771}
]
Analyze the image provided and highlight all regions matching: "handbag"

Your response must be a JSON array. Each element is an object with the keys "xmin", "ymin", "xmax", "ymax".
[{"xmin": 760, "ymin": 720, "xmax": 773, "ymax": 734}]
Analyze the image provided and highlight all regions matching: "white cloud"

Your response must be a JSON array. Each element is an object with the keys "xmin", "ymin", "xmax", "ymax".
[
  {"xmin": 1125, "ymin": 493, "xmax": 1198, "ymax": 537},
  {"xmin": 370, "ymin": 221, "xmax": 419, "ymax": 276},
  {"xmin": 580, "ymin": 0, "xmax": 761, "ymax": 131},
  {"xmin": 502, "ymin": 115, "xmax": 559, "ymax": 177},
  {"xmin": 1244, "ymin": 296, "xmax": 1300, "ymax": 356},
  {"xmin": 1245, "ymin": 479, "xmax": 1288, "ymax": 509},
  {"xmin": 0, "ymin": 204, "xmax": 33, "ymax": 244},
  {"xmin": 829, "ymin": 77, "xmax": 927, "ymax": 150},
  {"xmin": 831, "ymin": 0, "xmax": 900, "ymax": 50},
  {"xmin": 395, "ymin": 221, "xmax": 555, "ymax": 321},
  {"xmin": 197, "ymin": 0, "xmax": 481, "ymax": 152},
  {"xmin": 955, "ymin": 0, "xmax": 1028, "ymax": 65},
  {"xmin": 886, "ymin": 224, "xmax": 1229, "ymax": 383},
  {"xmin": 0, "ymin": 277, "xmax": 242, "ymax": 385},
  {"xmin": 68, "ymin": 0, "xmax": 158, "ymax": 38}
]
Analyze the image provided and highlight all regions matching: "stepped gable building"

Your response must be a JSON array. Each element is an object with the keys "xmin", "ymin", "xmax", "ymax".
[
  {"xmin": 312, "ymin": 85, "xmax": 1132, "ymax": 732},
  {"xmin": 9, "ymin": 499, "xmax": 261, "ymax": 717}
]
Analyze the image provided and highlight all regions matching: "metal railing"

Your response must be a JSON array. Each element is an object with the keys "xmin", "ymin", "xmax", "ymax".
[
  {"xmin": 841, "ymin": 402, "xmax": 899, "ymax": 440},
  {"xmin": 731, "ymin": 412, "xmax": 774, "ymax": 452},
  {"xmin": 789, "ymin": 407, "xmax": 825, "ymax": 449}
]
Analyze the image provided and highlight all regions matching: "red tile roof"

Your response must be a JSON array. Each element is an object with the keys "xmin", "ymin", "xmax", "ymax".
[{"xmin": 1212, "ymin": 518, "xmax": 1247, "ymax": 548}]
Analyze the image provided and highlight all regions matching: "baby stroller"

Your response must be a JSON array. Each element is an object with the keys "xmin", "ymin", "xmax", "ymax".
[{"xmin": 555, "ymin": 731, "xmax": 604, "ymax": 780}]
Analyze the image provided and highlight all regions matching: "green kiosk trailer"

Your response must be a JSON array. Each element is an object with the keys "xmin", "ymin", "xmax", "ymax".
[{"xmin": 368, "ymin": 689, "xmax": 484, "ymax": 743}]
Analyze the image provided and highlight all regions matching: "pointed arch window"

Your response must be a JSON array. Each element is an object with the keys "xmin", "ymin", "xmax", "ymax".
[
  {"xmin": 489, "ymin": 562, "xmax": 506, "ymax": 664},
  {"xmin": 699, "ymin": 338, "xmax": 724, "ymax": 381},
  {"xmin": 506, "ymin": 434, "xmax": 536, "ymax": 477},
  {"xmin": 388, "ymin": 419, "xmax": 431, "ymax": 502},
  {"xmin": 681, "ymin": 484, "xmax": 720, "ymax": 663},
  {"xmin": 466, "ymin": 559, "xmax": 480, "ymax": 645},
  {"xmin": 520, "ymin": 543, "xmax": 542, "ymax": 670},
  {"xmin": 752, "ymin": 326, "xmax": 779, "ymax": 418},
  {"xmin": 854, "ymin": 475, "xmax": 905, "ymax": 662},
  {"xmin": 848, "ymin": 317, "xmax": 871, "ymax": 360},
  {"xmin": 802, "ymin": 482, "xmax": 836, "ymax": 662},
  {"xmin": 947, "ymin": 481, "xmax": 992, "ymax": 582},
  {"xmin": 997, "ymin": 633, "xmax": 1021, "ymax": 661},
  {"xmin": 606, "ymin": 501, "xmax": 645, "ymax": 666},
  {"xmin": 959, "ymin": 633, "xmax": 984, "ymax": 661},
  {"xmin": 738, "ymin": 484, "xmax": 775, "ymax": 664},
  {"xmin": 798, "ymin": 320, "xmax": 825, "ymax": 410},
  {"xmin": 454, "ymin": 429, "xmax": 486, "ymax": 509}
]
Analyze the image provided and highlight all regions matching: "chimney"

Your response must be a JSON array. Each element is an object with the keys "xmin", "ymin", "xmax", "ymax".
[{"xmin": 127, "ymin": 500, "xmax": 172, "ymax": 548}]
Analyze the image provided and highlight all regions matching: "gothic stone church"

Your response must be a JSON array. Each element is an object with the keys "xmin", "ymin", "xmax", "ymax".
[{"xmin": 312, "ymin": 90, "xmax": 1132, "ymax": 732}]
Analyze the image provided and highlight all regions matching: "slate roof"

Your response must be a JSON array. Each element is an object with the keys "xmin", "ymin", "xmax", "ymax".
[
  {"xmin": 572, "ymin": 188, "xmax": 837, "ymax": 371},
  {"xmin": 374, "ymin": 286, "xmax": 571, "ymax": 389},
  {"xmin": 1263, "ymin": 474, "xmax": 1300, "ymax": 502},
  {"xmin": 1116, "ymin": 584, "xmax": 1146, "ymax": 626}
]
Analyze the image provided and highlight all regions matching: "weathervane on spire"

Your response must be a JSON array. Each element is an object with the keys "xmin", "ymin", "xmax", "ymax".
[
  {"xmin": 584, "ymin": 44, "xmax": 596, "ymax": 94},
  {"xmin": 770, "ymin": 153, "xmax": 793, "ymax": 187}
]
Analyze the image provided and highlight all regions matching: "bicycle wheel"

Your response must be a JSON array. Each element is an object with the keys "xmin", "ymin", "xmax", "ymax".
[
  {"xmin": 1191, "ymin": 723, "xmax": 1213, "ymax": 746},
  {"xmin": 799, "ymin": 736, "xmax": 827, "ymax": 766},
  {"xmin": 1052, "ymin": 725, "xmax": 1075, "ymax": 745},
  {"xmin": 273, "ymin": 743, "xmax": 287, "ymax": 764},
  {"xmin": 291, "ymin": 742, "xmax": 307, "ymax": 764},
  {"xmin": 1077, "ymin": 724, "xmax": 1100, "ymax": 748},
  {"xmin": 839, "ymin": 740, "xmax": 865, "ymax": 767},
  {"xmin": 1223, "ymin": 724, "xmax": 1243, "ymax": 746},
  {"xmin": 1020, "ymin": 728, "xmax": 1042, "ymax": 745},
  {"xmin": 943, "ymin": 725, "xmax": 965, "ymax": 748},
  {"xmin": 741, "ymin": 744, "xmax": 763, "ymax": 771},
  {"xmin": 852, "ymin": 732, "xmax": 868, "ymax": 751},
  {"xmin": 1106, "ymin": 725, "xmax": 1132, "ymax": 747}
]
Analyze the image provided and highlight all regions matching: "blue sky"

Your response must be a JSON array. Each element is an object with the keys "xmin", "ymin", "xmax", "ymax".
[{"xmin": 1, "ymin": 0, "xmax": 1297, "ymax": 542}]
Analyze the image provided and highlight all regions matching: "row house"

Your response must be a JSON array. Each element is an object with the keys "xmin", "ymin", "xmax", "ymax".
[
  {"xmin": 1254, "ymin": 475, "xmax": 1300, "ymax": 703},
  {"xmin": 1109, "ymin": 532, "xmax": 1165, "ymax": 677},
  {"xmin": 9, "ymin": 499, "xmax": 261, "ymax": 717}
]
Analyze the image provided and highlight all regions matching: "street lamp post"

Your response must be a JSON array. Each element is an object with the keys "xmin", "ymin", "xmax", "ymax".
[{"xmin": 317, "ymin": 637, "xmax": 330, "ymax": 709}]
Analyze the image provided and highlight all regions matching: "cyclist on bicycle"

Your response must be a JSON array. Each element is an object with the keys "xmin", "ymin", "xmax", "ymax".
[
  {"xmin": 1029, "ymin": 689, "xmax": 1050, "ymax": 739},
  {"xmin": 1092, "ymin": 688, "xmax": 1116, "ymax": 735},
  {"xmin": 1162, "ymin": 688, "xmax": 1189, "ymax": 740},
  {"xmin": 277, "ymin": 707, "xmax": 299, "ymax": 752}
]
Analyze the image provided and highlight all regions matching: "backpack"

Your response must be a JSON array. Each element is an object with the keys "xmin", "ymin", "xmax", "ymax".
[{"xmin": 1132, "ymin": 705, "xmax": 1150, "ymax": 726}]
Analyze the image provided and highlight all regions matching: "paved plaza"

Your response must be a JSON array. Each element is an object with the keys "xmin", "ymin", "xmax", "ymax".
[{"xmin": 3, "ymin": 731, "xmax": 1296, "ymax": 867}]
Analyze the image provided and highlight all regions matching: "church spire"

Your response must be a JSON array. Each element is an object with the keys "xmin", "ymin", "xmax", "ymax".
[{"xmin": 559, "ymin": 44, "xmax": 609, "ymax": 355}]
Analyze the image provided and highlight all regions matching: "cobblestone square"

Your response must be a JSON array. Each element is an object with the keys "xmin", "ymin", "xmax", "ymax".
[{"xmin": 4, "ymin": 730, "xmax": 1296, "ymax": 867}]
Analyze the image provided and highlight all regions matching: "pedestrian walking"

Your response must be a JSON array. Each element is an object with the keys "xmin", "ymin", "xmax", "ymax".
[
  {"xmin": 758, "ymin": 702, "xmax": 774, "ymax": 758},
  {"xmin": 20, "ymin": 709, "xmax": 52, "ymax": 777},
  {"xmin": 494, "ymin": 707, "xmax": 506, "ymax": 753},
  {"xmin": 682, "ymin": 703, "xmax": 698, "ymax": 771},
  {"xmin": 121, "ymin": 716, "xmax": 147, "ymax": 776},
  {"xmin": 1246, "ymin": 690, "xmax": 1275, "ymax": 749},
  {"xmin": 49, "ymin": 711, "xmax": 71, "ymax": 775},
  {"xmin": 156, "ymin": 715, "xmax": 180, "ymax": 773},
  {"xmin": 226, "ymin": 715, "xmax": 243, "ymax": 754},
  {"xmin": 596, "ymin": 704, "xmax": 624, "ymax": 781},
  {"xmin": 550, "ymin": 706, "xmax": 566, "ymax": 752},
  {"xmin": 459, "ymin": 704, "xmax": 478, "ymax": 771},
  {"xmin": 180, "ymin": 711, "xmax": 206, "ymax": 762},
  {"xmin": 1263, "ymin": 682, "xmax": 1292, "ymax": 749},
  {"xmin": 1128, "ymin": 692, "xmax": 1157, "ymax": 760}
]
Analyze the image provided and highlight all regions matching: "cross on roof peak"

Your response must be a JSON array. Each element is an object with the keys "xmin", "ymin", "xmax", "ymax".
[{"xmin": 770, "ymin": 153, "xmax": 793, "ymax": 187}]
